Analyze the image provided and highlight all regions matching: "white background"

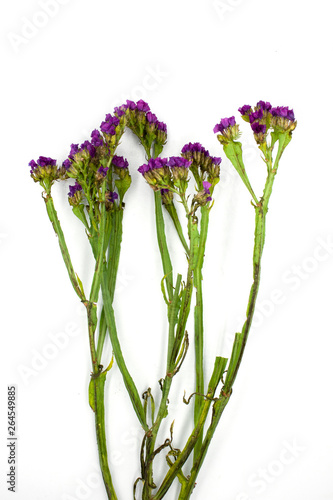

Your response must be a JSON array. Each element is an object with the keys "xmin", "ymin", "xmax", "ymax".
[{"xmin": 1, "ymin": 0, "xmax": 333, "ymax": 499}]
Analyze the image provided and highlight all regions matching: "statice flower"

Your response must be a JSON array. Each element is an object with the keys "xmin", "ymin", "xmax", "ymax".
[
  {"xmin": 270, "ymin": 106, "xmax": 296, "ymax": 131},
  {"xmin": 96, "ymin": 166, "xmax": 109, "ymax": 181},
  {"xmin": 68, "ymin": 181, "xmax": 83, "ymax": 206},
  {"xmin": 138, "ymin": 157, "xmax": 171, "ymax": 191},
  {"xmin": 112, "ymin": 155, "xmax": 129, "ymax": 169},
  {"xmin": 181, "ymin": 142, "xmax": 221, "ymax": 186},
  {"xmin": 238, "ymin": 100, "xmax": 297, "ymax": 141},
  {"xmin": 114, "ymin": 99, "xmax": 167, "ymax": 156},
  {"xmin": 91, "ymin": 129, "xmax": 104, "ymax": 148},
  {"xmin": 105, "ymin": 190, "xmax": 119, "ymax": 210},
  {"xmin": 213, "ymin": 116, "xmax": 240, "ymax": 144},
  {"xmin": 192, "ymin": 180, "xmax": 213, "ymax": 208},
  {"xmin": 29, "ymin": 156, "xmax": 59, "ymax": 185},
  {"xmin": 238, "ymin": 104, "xmax": 252, "ymax": 117},
  {"xmin": 80, "ymin": 140, "xmax": 96, "ymax": 159}
]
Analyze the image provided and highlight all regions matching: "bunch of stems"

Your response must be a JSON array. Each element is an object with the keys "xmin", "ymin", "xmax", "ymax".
[{"xmin": 32, "ymin": 102, "xmax": 295, "ymax": 500}]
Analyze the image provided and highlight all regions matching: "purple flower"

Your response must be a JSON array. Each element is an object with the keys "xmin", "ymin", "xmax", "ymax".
[
  {"xmin": 238, "ymin": 105, "xmax": 252, "ymax": 115},
  {"xmin": 181, "ymin": 142, "xmax": 207, "ymax": 155},
  {"xmin": 168, "ymin": 156, "xmax": 191, "ymax": 169},
  {"xmin": 251, "ymin": 122, "xmax": 266, "ymax": 134},
  {"xmin": 80, "ymin": 140, "xmax": 96, "ymax": 158},
  {"xmin": 138, "ymin": 163, "xmax": 150, "ymax": 175},
  {"xmin": 114, "ymin": 106, "xmax": 126, "ymax": 117},
  {"xmin": 203, "ymin": 181, "xmax": 212, "ymax": 201},
  {"xmin": 106, "ymin": 191, "xmax": 118, "ymax": 203},
  {"xmin": 112, "ymin": 155, "xmax": 129, "ymax": 169},
  {"xmin": 146, "ymin": 111, "xmax": 158, "ymax": 123},
  {"xmin": 91, "ymin": 129, "xmax": 104, "ymax": 148},
  {"xmin": 37, "ymin": 156, "xmax": 57, "ymax": 167},
  {"xmin": 136, "ymin": 99, "xmax": 150, "ymax": 112},
  {"xmin": 126, "ymin": 100, "xmax": 136, "ymax": 110},
  {"xmin": 257, "ymin": 101, "xmax": 272, "ymax": 111},
  {"xmin": 68, "ymin": 182, "xmax": 82, "ymax": 198},
  {"xmin": 101, "ymin": 121, "xmax": 116, "ymax": 135},
  {"xmin": 70, "ymin": 144, "xmax": 79, "ymax": 157},
  {"xmin": 138, "ymin": 157, "xmax": 168, "ymax": 175},
  {"xmin": 271, "ymin": 106, "xmax": 295, "ymax": 122},
  {"xmin": 97, "ymin": 166, "xmax": 109, "ymax": 177},
  {"xmin": 211, "ymin": 156, "xmax": 222, "ymax": 165},
  {"xmin": 151, "ymin": 157, "xmax": 168, "ymax": 169},
  {"xmin": 29, "ymin": 159, "xmax": 38, "ymax": 173},
  {"xmin": 62, "ymin": 159, "xmax": 72, "ymax": 170},
  {"xmin": 249, "ymin": 109, "xmax": 263, "ymax": 123},
  {"xmin": 157, "ymin": 121, "xmax": 167, "ymax": 132},
  {"xmin": 213, "ymin": 116, "xmax": 236, "ymax": 134}
]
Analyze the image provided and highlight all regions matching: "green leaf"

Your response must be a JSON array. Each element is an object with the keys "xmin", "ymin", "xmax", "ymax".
[
  {"xmin": 72, "ymin": 204, "xmax": 89, "ymax": 230},
  {"xmin": 223, "ymin": 141, "xmax": 258, "ymax": 203}
]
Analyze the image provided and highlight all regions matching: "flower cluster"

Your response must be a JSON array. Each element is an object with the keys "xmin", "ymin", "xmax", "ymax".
[
  {"xmin": 30, "ymin": 117, "xmax": 130, "ymax": 214},
  {"xmin": 238, "ymin": 100, "xmax": 296, "ymax": 143},
  {"xmin": 181, "ymin": 142, "xmax": 221, "ymax": 188},
  {"xmin": 213, "ymin": 116, "xmax": 240, "ymax": 145},
  {"xmin": 29, "ymin": 156, "xmax": 63, "ymax": 190},
  {"xmin": 115, "ymin": 99, "xmax": 167, "ymax": 156},
  {"xmin": 138, "ymin": 156, "xmax": 192, "ymax": 204},
  {"xmin": 138, "ymin": 153, "xmax": 215, "ymax": 208}
]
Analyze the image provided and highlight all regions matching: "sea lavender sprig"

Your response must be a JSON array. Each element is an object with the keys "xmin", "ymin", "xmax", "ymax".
[{"xmin": 115, "ymin": 99, "xmax": 167, "ymax": 158}]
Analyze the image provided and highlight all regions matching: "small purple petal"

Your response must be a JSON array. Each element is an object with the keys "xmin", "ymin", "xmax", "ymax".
[
  {"xmin": 112, "ymin": 155, "xmax": 129, "ymax": 169},
  {"xmin": 136, "ymin": 99, "xmax": 150, "ymax": 112},
  {"xmin": 91, "ymin": 129, "xmax": 104, "ymax": 148},
  {"xmin": 101, "ymin": 121, "xmax": 116, "ymax": 135},
  {"xmin": 256, "ymin": 101, "xmax": 272, "ymax": 111},
  {"xmin": 251, "ymin": 123, "xmax": 266, "ymax": 134},
  {"xmin": 62, "ymin": 159, "xmax": 72, "ymax": 170},
  {"xmin": 238, "ymin": 105, "xmax": 252, "ymax": 115},
  {"xmin": 68, "ymin": 181, "xmax": 82, "ymax": 197},
  {"xmin": 70, "ymin": 144, "xmax": 79, "ymax": 157},
  {"xmin": 146, "ymin": 111, "xmax": 158, "ymax": 123}
]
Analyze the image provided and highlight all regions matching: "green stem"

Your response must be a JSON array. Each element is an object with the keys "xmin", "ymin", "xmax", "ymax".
[
  {"xmin": 90, "ymin": 370, "xmax": 118, "ymax": 500},
  {"xmin": 97, "ymin": 208, "xmax": 124, "ymax": 364},
  {"xmin": 179, "ymin": 165, "xmax": 279, "ymax": 498},
  {"xmin": 193, "ymin": 206, "xmax": 209, "ymax": 462},
  {"xmin": 164, "ymin": 202, "xmax": 190, "ymax": 257},
  {"xmin": 101, "ymin": 270, "xmax": 148, "ymax": 431},
  {"xmin": 154, "ymin": 190, "xmax": 174, "ymax": 301},
  {"xmin": 43, "ymin": 194, "xmax": 85, "ymax": 301},
  {"xmin": 151, "ymin": 357, "xmax": 227, "ymax": 500},
  {"xmin": 142, "ymin": 215, "xmax": 196, "ymax": 500}
]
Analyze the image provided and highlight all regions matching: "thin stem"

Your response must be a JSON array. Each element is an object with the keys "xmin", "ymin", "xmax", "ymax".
[
  {"xmin": 91, "ymin": 369, "xmax": 118, "ymax": 500},
  {"xmin": 164, "ymin": 202, "xmax": 190, "ymax": 257},
  {"xmin": 101, "ymin": 270, "xmax": 148, "ymax": 431},
  {"xmin": 154, "ymin": 190, "xmax": 174, "ymax": 301},
  {"xmin": 180, "ymin": 163, "xmax": 279, "ymax": 498},
  {"xmin": 43, "ymin": 193, "xmax": 85, "ymax": 301},
  {"xmin": 151, "ymin": 357, "xmax": 227, "ymax": 500},
  {"xmin": 97, "ymin": 208, "xmax": 124, "ymax": 364},
  {"xmin": 193, "ymin": 206, "xmax": 209, "ymax": 462}
]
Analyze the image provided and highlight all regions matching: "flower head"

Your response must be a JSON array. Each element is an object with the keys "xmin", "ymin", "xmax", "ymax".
[
  {"xmin": 181, "ymin": 142, "xmax": 221, "ymax": 186},
  {"xmin": 112, "ymin": 155, "xmax": 129, "ymax": 169},
  {"xmin": 80, "ymin": 140, "xmax": 96, "ymax": 159},
  {"xmin": 238, "ymin": 105, "xmax": 252, "ymax": 117},
  {"xmin": 91, "ymin": 129, "xmax": 104, "ymax": 148},
  {"xmin": 192, "ymin": 180, "xmax": 212, "ymax": 208},
  {"xmin": 29, "ymin": 156, "xmax": 59, "ymax": 186},
  {"xmin": 213, "ymin": 116, "xmax": 240, "ymax": 144},
  {"xmin": 105, "ymin": 190, "xmax": 119, "ymax": 210}
]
